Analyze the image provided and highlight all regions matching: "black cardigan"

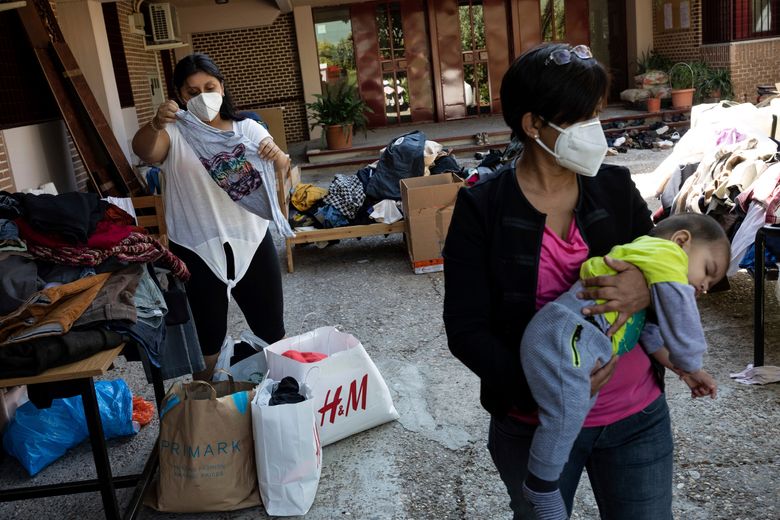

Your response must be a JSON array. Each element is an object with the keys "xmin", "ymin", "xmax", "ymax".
[{"xmin": 442, "ymin": 162, "xmax": 656, "ymax": 416}]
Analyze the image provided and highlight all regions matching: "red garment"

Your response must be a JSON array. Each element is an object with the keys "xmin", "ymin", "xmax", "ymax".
[
  {"xmin": 282, "ymin": 350, "xmax": 328, "ymax": 363},
  {"xmin": 15, "ymin": 216, "xmax": 142, "ymax": 249},
  {"xmin": 132, "ymin": 396, "xmax": 155, "ymax": 426}
]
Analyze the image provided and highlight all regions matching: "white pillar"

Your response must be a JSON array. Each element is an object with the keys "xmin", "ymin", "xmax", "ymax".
[
  {"xmin": 57, "ymin": 0, "xmax": 131, "ymax": 160},
  {"xmin": 627, "ymin": 0, "xmax": 655, "ymax": 78},
  {"xmin": 294, "ymin": 5, "xmax": 322, "ymax": 140}
]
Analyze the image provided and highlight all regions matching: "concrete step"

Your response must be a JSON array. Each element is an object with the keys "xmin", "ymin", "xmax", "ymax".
[
  {"xmin": 298, "ymin": 107, "xmax": 691, "ymax": 177},
  {"xmin": 301, "ymin": 129, "xmax": 512, "ymax": 176}
]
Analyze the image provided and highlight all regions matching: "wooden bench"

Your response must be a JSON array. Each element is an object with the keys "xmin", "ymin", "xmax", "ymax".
[{"xmin": 275, "ymin": 165, "xmax": 405, "ymax": 273}]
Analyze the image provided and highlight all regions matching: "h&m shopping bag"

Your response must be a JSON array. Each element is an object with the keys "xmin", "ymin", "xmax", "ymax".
[
  {"xmin": 146, "ymin": 380, "xmax": 260, "ymax": 512},
  {"xmin": 252, "ymin": 378, "xmax": 321, "ymax": 516},
  {"xmin": 265, "ymin": 326, "xmax": 399, "ymax": 446}
]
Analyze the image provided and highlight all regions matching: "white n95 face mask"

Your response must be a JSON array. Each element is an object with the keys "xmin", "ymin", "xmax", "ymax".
[
  {"xmin": 186, "ymin": 92, "xmax": 223, "ymax": 122},
  {"xmin": 534, "ymin": 117, "xmax": 608, "ymax": 177}
]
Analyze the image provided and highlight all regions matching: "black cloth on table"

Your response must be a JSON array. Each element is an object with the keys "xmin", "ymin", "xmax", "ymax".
[
  {"xmin": 17, "ymin": 191, "xmax": 108, "ymax": 244},
  {"xmin": 0, "ymin": 329, "xmax": 124, "ymax": 381}
]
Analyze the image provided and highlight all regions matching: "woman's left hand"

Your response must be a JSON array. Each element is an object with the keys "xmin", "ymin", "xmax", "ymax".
[
  {"xmin": 577, "ymin": 256, "xmax": 650, "ymax": 336},
  {"xmin": 258, "ymin": 137, "xmax": 289, "ymax": 169}
]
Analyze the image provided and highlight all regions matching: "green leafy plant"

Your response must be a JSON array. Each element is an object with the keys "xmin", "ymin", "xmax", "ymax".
[
  {"xmin": 704, "ymin": 67, "xmax": 734, "ymax": 100},
  {"xmin": 669, "ymin": 62, "xmax": 695, "ymax": 90},
  {"xmin": 635, "ymin": 49, "xmax": 673, "ymax": 74},
  {"xmin": 305, "ymin": 80, "xmax": 372, "ymax": 137}
]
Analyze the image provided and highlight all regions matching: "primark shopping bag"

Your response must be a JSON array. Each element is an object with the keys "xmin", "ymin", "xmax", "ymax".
[
  {"xmin": 265, "ymin": 326, "xmax": 399, "ymax": 446},
  {"xmin": 252, "ymin": 377, "xmax": 321, "ymax": 516},
  {"xmin": 146, "ymin": 380, "xmax": 260, "ymax": 512}
]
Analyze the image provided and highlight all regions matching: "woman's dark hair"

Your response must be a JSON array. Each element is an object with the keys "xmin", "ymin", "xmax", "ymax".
[
  {"xmin": 172, "ymin": 53, "xmax": 243, "ymax": 122},
  {"xmin": 650, "ymin": 213, "xmax": 729, "ymax": 246},
  {"xmin": 500, "ymin": 43, "xmax": 609, "ymax": 142}
]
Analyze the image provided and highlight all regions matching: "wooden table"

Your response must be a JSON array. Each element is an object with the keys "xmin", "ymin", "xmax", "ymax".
[{"xmin": 0, "ymin": 345, "xmax": 160, "ymax": 520}]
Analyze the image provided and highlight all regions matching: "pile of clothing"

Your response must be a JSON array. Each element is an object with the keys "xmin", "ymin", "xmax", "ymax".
[
  {"xmin": 651, "ymin": 100, "xmax": 780, "ymax": 275},
  {"xmin": 0, "ymin": 191, "xmax": 203, "ymax": 381},
  {"xmin": 289, "ymin": 131, "xmax": 462, "ymax": 231}
]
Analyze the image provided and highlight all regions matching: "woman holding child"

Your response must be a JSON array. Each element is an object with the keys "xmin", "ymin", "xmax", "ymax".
[{"xmin": 443, "ymin": 43, "xmax": 673, "ymax": 519}]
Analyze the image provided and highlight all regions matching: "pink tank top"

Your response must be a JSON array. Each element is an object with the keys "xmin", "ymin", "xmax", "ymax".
[{"xmin": 513, "ymin": 219, "xmax": 660, "ymax": 427}]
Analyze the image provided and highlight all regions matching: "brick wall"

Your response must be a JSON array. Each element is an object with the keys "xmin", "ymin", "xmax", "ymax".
[
  {"xmin": 117, "ymin": 1, "xmax": 160, "ymax": 126},
  {"xmin": 66, "ymin": 130, "xmax": 89, "ymax": 192},
  {"xmin": 0, "ymin": 132, "xmax": 14, "ymax": 192},
  {"xmin": 653, "ymin": 0, "xmax": 702, "ymax": 63},
  {"xmin": 653, "ymin": 0, "xmax": 780, "ymax": 104},
  {"xmin": 191, "ymin": 14, "xmax": 309, "ymax": 143},
  {"xmin": 722, "ymin": 38, "xmax": 780, "ymax": 103}
]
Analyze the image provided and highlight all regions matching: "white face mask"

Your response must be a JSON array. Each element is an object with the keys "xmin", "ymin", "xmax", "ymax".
[
  {"xmin": 186, "ymin": 92, "xmax": 223, "ymax": 122},
  {"xmin": 534, "ymin": 117, "xmax": 608, "ymax": 177}
]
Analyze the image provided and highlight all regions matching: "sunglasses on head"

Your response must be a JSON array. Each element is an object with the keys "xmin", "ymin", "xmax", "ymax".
[{"xmin": 544, "ymin": 45, "xmax": 593, "ymax": 66}]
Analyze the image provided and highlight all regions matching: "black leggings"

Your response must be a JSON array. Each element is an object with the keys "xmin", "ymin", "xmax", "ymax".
[{"xmin": 169, "ymin": 233, "xmax": 285, "ymax": 356}]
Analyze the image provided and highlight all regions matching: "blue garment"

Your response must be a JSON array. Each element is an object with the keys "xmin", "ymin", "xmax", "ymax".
[
  {"xmin": 488, "ymin": 394, "xmax": 673, "ymax": 519},
  {"xmin": 739, "ymin": 240, "xmax": 780, "ymax": 271},
  {"xmin": 111, "ymin": 319, "xmax": 166, "ymax": 369},
  {"xmin": 134, "ymin": 267, "xmax": 167, "ymax": 328},
  {"xmin": 146, "ymin": 167, "xmax": 162, "ymax": 195},
  {"xmin": 0, "ymin": 218, "xmax": 26, "ymax": 252},
  {"xmin": 314, "ymin": 204, "xmax": 349, "ymax": 228}
]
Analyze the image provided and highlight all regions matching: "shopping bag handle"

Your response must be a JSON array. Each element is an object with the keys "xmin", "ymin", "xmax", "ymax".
[
  {"xmin": 213, "ymin": 368, "xmax": 235, "ymax": 383},
  {"xmin": 303, "ymin": 365, "xmax": 321, "ymax": 388},
  {"xmin": 183, "ymin": 380, "xmax": 217, "ymax": 400},
  {"xmin": 213, "ymin": 368, "xmax": 244, "ymax": 394}
]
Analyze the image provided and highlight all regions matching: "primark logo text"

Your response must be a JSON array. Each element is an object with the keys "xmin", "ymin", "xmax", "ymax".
[{"xmin": 160, "ymin": 439, "xmax": 241, "ymax": 458}]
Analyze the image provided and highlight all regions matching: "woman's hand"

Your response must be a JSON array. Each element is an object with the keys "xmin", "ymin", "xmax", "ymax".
[
  {"xmin": 590, "ymin": 356, "xmax": 618, "ymax": 396},
  {"xmin": 578, "ymin": 256, "xmax": 650, "ymax": 336},
  {"xmin": 152, "ymin": 100, "xmax": 179, "ymax": 130},
  {"xmin": 258, "ymin": 137, "xmax": 290, "ymax": 171}
]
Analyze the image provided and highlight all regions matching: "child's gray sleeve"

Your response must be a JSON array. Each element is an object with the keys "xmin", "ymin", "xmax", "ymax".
[
  {"xmin": 651, "ymin": 282, "xmax": 707, "ymax": 372},
  {"xmin": 640, "ymin": 322, "xmax": 664, "ymax": 354}
]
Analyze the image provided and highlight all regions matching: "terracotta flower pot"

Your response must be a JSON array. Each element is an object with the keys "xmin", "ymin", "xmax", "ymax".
[
  {"xmin": 325, "ymin": 124, "xmax": 353, "ymax": 150},
  {"xmin": 646, "ymin": 97, "xmax": 661, "ymax": 113},
  {"xmin": 671, "ymin": 88, "xmax": 695, "ymax": 108}
]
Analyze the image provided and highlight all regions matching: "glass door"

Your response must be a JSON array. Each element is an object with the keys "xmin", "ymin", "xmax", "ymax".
[
  {"xmin": 376, "ymin": 2, "xmax": 411, "ymax": 124},
  {"xmin": 313, "ymin": 7, "xmax": 356, "ymax": 87},
  {"xmin": 540, "ymin": 0, "xmax": 567, "ymax": 41},
  {"xmin": 459, "ymin": 0, "xmax": 491, "ymax": 115}
]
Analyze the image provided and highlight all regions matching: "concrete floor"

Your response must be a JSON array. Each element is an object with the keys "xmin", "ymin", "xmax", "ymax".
[{"xmin": 1, "ymin": 146, "xmax": 779, "ymax": 520}]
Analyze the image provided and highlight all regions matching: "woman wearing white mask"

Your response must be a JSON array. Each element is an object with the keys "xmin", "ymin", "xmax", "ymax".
[
  {"xmin": 132, "ymin": 53, "xmax": 288, "ymax": 380},
  {"xmin": 443, "ymin": 43, "xmax": 673, "ymax": 519}
]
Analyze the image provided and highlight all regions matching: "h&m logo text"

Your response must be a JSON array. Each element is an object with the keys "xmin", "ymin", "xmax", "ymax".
[{"xmin": 317, "ymin": 373, "xmax": 368, "ymax": 427}]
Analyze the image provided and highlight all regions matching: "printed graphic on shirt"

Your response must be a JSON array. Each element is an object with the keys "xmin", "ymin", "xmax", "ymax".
[
  {"xmin": 199, "ymin": 143, "xmax": 263, "ymax": 201},
  {"xmin": 612, "ymin": 309, "xmax": 645, "ymax": 356}
]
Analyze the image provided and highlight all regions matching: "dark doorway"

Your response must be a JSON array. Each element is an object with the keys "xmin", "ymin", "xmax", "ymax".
[{"xmin": 589, "ymin": 0, "xmax": 628, "ymax": 101}]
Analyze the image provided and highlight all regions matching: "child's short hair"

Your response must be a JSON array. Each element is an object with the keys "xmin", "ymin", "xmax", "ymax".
[{"xmin": 649, "ymin": 213, "xmax": 729, "ymax": 245}]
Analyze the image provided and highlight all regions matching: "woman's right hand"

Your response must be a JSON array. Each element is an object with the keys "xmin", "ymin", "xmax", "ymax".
[
  {"xmin": 590, "ymin": 355, "xmax": 618, "ymax": 396},
  {"xmin": 152, "ymin": 100, "xmax": 179, "ymax": 130}
]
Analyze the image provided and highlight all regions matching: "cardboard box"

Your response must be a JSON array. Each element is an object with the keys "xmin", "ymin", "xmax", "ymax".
[{"xmin": 400, "ymin": 173, "xmax": 464, "ymax": 274}]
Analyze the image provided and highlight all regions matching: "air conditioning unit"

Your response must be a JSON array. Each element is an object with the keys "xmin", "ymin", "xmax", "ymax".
[{"xmin": 148, "ymin": 2, "xmax": 181, "ymax": 43}]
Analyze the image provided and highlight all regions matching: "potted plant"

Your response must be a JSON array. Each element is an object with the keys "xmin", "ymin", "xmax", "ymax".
[
  {"xmin": 646, "ymin": 94, "xmax": 661, "ymax": 113},
  {"xmin": 669, "ymin": 62, "xmax": 696, "ymax": 108},
  {"xmin": 704, "ymin": 67, "xmax": 734, "ymax": 102},
  {"xmin": 305, "ymin": 80, "xmax": 372, "ymax": 150}
]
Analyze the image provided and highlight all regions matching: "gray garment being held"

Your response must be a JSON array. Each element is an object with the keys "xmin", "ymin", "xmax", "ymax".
[{"xmin": 174, "ymin": 110, "xmax": 294, "ymax": 237}]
